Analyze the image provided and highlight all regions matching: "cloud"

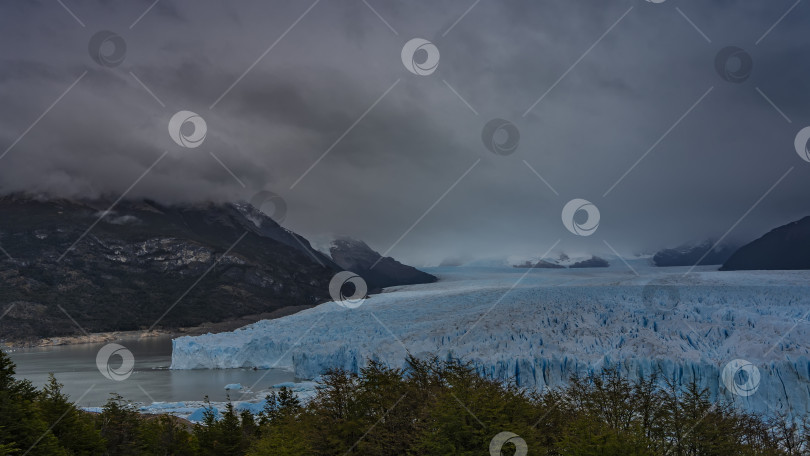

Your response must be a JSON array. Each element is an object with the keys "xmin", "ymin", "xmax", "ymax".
[{"xmin": 0, "ymin": 0, "xmax": 808, "ymax": 265}]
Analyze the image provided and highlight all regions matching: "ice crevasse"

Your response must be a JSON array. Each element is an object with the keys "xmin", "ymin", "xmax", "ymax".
[{"xmin": 171, "ymin": 266, "xmax": 810, "ymax": 416}]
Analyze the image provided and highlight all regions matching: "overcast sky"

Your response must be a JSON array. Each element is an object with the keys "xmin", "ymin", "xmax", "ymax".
[{"xmin": 1, "ymin": 0, "xmax": 808, "ymax": 265}]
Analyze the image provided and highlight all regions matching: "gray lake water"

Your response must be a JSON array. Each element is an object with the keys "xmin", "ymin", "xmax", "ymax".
[{"xmin": 6, "ymin": 335, "xmax": 295, "ymax": 407}]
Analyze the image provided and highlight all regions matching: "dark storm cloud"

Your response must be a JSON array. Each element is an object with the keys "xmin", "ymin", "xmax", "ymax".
[{"xmin": 0, "ymin": 0, "xmax": 808, "ymax": 265}]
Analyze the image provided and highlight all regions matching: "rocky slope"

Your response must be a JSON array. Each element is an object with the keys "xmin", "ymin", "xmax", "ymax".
[
  {"xmin": 721, "ymin": 216, "xmax": 810, "ymax": 270},
  {"xmin": 328, "ymin": 237, "xmax": 437, "ymax": 290},
  {"xmin": 0, "ymin": 195, "xmax": 427, "ymax": 342}
]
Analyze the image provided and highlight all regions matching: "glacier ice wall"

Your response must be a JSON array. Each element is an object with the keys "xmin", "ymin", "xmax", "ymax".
[{"xmin": 171, "ymin": 266, "xmax": 810, "ymax": 415}]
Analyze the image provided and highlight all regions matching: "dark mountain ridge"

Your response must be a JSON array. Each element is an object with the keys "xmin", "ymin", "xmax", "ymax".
[
  {"xmin": 568, "ymin": 256, "xmax": 610, "ymax": 269},
  {"xmin": 721, "ymin": 216, "xmax": 810, "ymax": 271},
  {"xmin": 512, "ymin": 260, "xmax": 565, "ymax": 269},
  {"xmin": 329, "ymin": 237, "xmax": 437, "ymax": 290},
  {"xmin": 0, "ymin": 195, "xmax": 433, "ymax": 342}
]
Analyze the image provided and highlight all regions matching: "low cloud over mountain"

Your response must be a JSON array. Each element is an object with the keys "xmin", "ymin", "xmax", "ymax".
[{"xmin": 1, "ymin": 1, "xmax": 809, "ymax": 265}]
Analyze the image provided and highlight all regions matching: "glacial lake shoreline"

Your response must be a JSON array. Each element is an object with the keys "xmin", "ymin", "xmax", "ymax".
[{"xmin": 7, "ymin": 333, "xmax": 296, "ymax": 408}]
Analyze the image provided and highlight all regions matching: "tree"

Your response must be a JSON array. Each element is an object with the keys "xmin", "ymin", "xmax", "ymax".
[
  {"xmin": 100, "ymin": 393, "xmax": 141, "ymax": 456},
  {"xmin": 250, "ymin": 387, "xmax": 312, "ymax": 456},
  {"xmin": 0, "ymin": 349, "xmax": 797, "ymax": 455},
  {"xmin": 37, "ymin": 374, "xmax": 105, "ymax": 455},
  {"xmin": 307, "ymin": 368, "xmax": 363, "ymax": 455},
  {"xmin": 137, "ymin": 414, "xmax": 197, "ymax": 456},
  {"xmin": 258, "ymin": 387, "xmax": 302, "ymax": 427},
  {"xmin": 195, "ymin": 398, "xmax": 249, "ymax": 456},
  {"xmin": 0, "ymin": 351, "xmax": 66, "ymax": 456}
]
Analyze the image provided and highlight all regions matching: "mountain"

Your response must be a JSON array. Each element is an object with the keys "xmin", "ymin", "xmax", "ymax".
[
  {"xmin": 438, "ymin": 258, "xmax": 465, "ymax": 267},
  {"xmin": 510, "ymin": 253, "xmax": 612, "ymax": 269},
  {"xmin": 328, "ymin": 237, "xmax": 437, "ymax": 290},
  {"xmin": 513, "ymin": 260, "xmax": 565, "ymax": 269},
  {"xmin": 653, "ymin": 241, "xmax": 737, "ymax": 267},
  {"xmin": 0, "ymin": 195, "xmax": 428, "ymax": 342},
  {"xmin": 568, "ymin": 256, "xmax": 610, "ymax": 268},
  {"xmin": 721, "ymin": 216, "xmax": 810, "ymax": 270}
]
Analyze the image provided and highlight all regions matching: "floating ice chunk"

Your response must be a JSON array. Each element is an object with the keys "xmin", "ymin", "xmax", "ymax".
[{"xmin": 187, "ymin": 406, "xmax": 219, "ymax": 422}]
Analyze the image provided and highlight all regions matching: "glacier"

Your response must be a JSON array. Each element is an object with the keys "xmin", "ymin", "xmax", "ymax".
[{"xmin": 171, "ymin": 264, "xmax": 810, "ymax": 416}]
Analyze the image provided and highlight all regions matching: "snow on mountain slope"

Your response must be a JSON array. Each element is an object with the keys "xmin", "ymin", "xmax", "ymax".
[{"xmin": 171, "ymin": 265, "xmax": 810, "ymax": 415}]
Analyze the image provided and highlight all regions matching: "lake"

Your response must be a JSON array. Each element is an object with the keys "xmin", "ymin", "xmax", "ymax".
[{"xmin": 6, "ymin": 334, "xmax": 295, "ymax": 408}]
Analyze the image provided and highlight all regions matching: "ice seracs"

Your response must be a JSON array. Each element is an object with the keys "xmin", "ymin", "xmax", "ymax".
[{"xmin": 171, "ymin": 264, "xmax": 810, "ymax": 416}]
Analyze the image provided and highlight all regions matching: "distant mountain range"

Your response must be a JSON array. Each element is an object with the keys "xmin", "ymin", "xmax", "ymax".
[
  {"xmin": 568, "ymin": 256, "xmax": 610, "ymax": 268},
  {"xmin": 513, "ymin": 254, "xmax": 610, "ymax": 269},
  {"xmin": 504, "ymin": 215, "xmax": 810, "ymax": 272},
  {"xmin": 0, "ymin": 195, "xmax": 435, "ymax": 342},
  {"xmin": 513, "ymin": 260, "xmax": 565, "ymax": 269},
  {"xmin": 652, "ymin": 241, "xmax": 737, "ymax": 267},
  {"xmin": 648, "ymin": 216, "xmax": 810, "ymax": 271}
]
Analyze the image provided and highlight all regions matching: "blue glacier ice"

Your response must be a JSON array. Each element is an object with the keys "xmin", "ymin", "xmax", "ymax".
[{"xmin": 171, "ymin": 264, "xmax": 810, "ymax": 416}]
